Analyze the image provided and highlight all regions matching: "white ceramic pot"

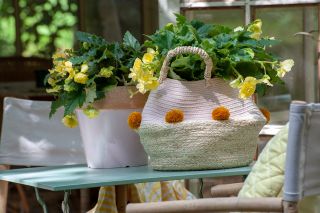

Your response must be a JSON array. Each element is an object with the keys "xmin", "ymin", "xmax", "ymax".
[{"xmin": 76, "ymin": 86, "xmax": 148, "ymax": 169}]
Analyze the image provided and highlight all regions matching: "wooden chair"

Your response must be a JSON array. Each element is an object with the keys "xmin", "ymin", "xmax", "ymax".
[
  {"xmin": 0, "ymin": 97, "xmax": 86, "ymax": 212},
  {"xmin": 126, "ymin": 101, "xmax": 318, "ymax": 213}
]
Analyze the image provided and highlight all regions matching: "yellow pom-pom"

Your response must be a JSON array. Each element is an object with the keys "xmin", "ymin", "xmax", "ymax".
[
  {"xmin": 128, "ymin": 112, "xmax": 142, "ymax": 129},
  {"xmin": 212, "ymin": 106, "xmax": 230, "ymax": 120},
  {"xmin": 165, "ymin": 109, "xmax": 184, "ymax": 123},
  {"xmin": 260, "ymin": 108, "xmax": 271, "ymax": 123}
]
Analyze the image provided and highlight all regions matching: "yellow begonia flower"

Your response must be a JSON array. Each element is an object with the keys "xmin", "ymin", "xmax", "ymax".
[
  {"xmin": 130, "ymin": 49, "xmax": 159, "ymax": 94},
  {"xmin": 136, "ymin": 78, "xmax": 159, "ymax": 94},
  {"xmin": 129, "ymin": 58, "xmax": 143, "ymax": 81},
  {"xmin": 147, "ymin": 48, "xmax": 156, "ymax": 54},
  {"xmin": 238, "ymin": 77, "xmax": 258, "ymax": 99},
  {"xmin": 248, "ymin": 19, "xmax": 262, "ymax": 40},
  {"xmin": 277, "ymin": 59, "xmax": 294, "ymax": 77},
  {"xmin": 81, "ymin": 64, "xmax": 89, "ymax": 73},
  {"xmin": 259, "ymin": 75, "xmax": 273, "ymax": 86},
  {"xmin": 52, "ymin": 52, "xmax": 66, "ymax": 60},
  {"xmin": 66, "ymin": 67, "xmax": 75, "ymax": 80},
  {"xmin": 99, "ymin": 66, "xmax": 114, "ymax": 78},
  {"xmin": 65, "ymin": 61, "xmax": 72, "ymax": 68},
  {"xmin": 62, "ymin": 114, "xmax": 78, "ymax": 128},
  {"xmin": 234, "ymin": 26, "xmax": 244, "ymax": 32},
  {"xmin": 47, "ymin": 77, "xmax": 56, "ymax": 86},
  {"xmin": 83, "ymin": 106, "xmax": 99, "ymax": 118},
  {"xmin": 74, "ymin": 73, "xmax": 88, "ymax": 84},
  {"xmin": 142, "ymin": 52, "xmax": 155, "ymax": 64},
  {"xmin": 133, "ymin": 58, "xmax": 142, "ymax": 70},
  {"xmin": 54, "ymin": 63, "xmax": 66, "ymax": 74}
]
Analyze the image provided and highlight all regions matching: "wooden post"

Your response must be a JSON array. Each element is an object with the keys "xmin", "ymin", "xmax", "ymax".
[
  {"xmin": 0, "ymin": 165, "xmax": 9, "ymax": 213},
  {"xmin": 127, "ymin": 197, "xmax": 283, "ymax": 213},
  {"xmin": 115, "ymin": 185, "xmax": 128, "ymax": 213}
]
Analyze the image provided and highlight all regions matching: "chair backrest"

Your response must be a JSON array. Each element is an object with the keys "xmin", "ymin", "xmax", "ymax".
[
  {"xmin": 284, "ymin": 101, "xmax": 320, "ymax": 201},
  {"xmin": 0, "ymin": 97, "xmax": 86, "ymax": 166}
]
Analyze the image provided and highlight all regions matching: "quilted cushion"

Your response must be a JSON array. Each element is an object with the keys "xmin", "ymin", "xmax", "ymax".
[
  {"xmin": 238, "ymin": 123, "xmax": 320, "ymax": 211},
  {"xmin": 238, "ymin": 124, "xmax": 288, "ymax": 198}
]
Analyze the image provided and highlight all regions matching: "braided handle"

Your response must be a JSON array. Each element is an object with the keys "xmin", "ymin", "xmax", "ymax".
[{"xmin": 158, "ymin": 46, "xmax": 213, "ymax": 85}]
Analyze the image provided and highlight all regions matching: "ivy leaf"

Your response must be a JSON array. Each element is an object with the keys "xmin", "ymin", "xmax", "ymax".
[
  {"xmin": 85, "ymin": 84, "xmax": 97, "ymax": 103},
  {"xmin": 49, "ymin": 97, "xmax": 64, "ymax": 118},
  {"xmin": 197, "ymin": 24, "xmax": 213, "ymax": 38},
  {"xmin": 64, "ymin": 92, "xmax": 86, "ymax": 116},
  {"xmin": 209, "ymin": 25, "xmax": 232, "ymax": 37},
  {"xmin": 69, "ymin": 48, "xmax": 97, "ymax": 65},
  {"xmin": 190, "ymin": 19, "xmax": 204, "ymax": 29},
  {"xmin": 149, "ymin": 31, "xmax": 175, "ymax": 54},
  {"xmin": 123, "ymin": 31, "xmax": 141, "ymax": 51},
  {"xmin": 110, "ymin": 43, "xmax": 124, "ymax": 61},
  {"xmin": 175, "ymin": 13, "xmax": 186, "ymax": 26},
  {"xmin": 256, "ymin": 83, "xmax": 267, "ymax": 96},
  {"xmin": 236, "ymin": 62, "xmax": 263, "ymax": 78},
  {"xmin": 76, "ymin": 31, "xmax": 107, "ymax": 46}
]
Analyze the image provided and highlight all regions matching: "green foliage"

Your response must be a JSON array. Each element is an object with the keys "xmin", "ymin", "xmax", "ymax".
[
  {"xmin": 47, "ymin": 31, "xmax": 142, "ymax": 117},
  {"xmin": 145, "ymin": 14, "xmax": 285, "ymax": 95}
]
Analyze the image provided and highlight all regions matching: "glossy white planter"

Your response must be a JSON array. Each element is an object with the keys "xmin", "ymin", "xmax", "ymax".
[{"xmin": 76, "ymin": 109, "xmax": 148, "ymax": 169}]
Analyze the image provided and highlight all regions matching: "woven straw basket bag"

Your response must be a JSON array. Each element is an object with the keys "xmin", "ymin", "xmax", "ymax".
[{"xmin": 138, "ymin": 46, "xmax": 266, "ymax": 171}]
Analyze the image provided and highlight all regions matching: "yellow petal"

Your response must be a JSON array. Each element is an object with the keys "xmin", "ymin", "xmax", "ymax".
[
  {"xmin": 62, "ymin": 115, "xmax": 78, "ymax": 128},
  {"xmin": 74, "ymin": 73, "xmax": 88, "ymax": 84},
  {"xmin": 133, "ymin": 58, "xmax": 142, "ymax": 71},
  {"xmin": 238, "ymin": 77, "xmax": 257, "ymax": 99},
  {"xmin": 99, "ymin": 66, "xmax": 114, "ymax": 78},
  {"xmin": 142, "ymin": 53, "xmax": 154, "ymax": 64},
  {"xmin": 81, "ymin": 64, "xmax": 89, "ymax": 73},
  {"xmin": 64, "ymin": 61, "xmax": 72, "ymax": 68},
  {"xmin": 83, "ymin": 106, "xmax": 99, "ymax": 118}
]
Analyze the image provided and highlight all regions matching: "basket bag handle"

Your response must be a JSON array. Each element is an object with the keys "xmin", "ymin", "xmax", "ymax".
[{"xmin": 158, "ymin": 46, "xmax": 213, "ymax": 85}]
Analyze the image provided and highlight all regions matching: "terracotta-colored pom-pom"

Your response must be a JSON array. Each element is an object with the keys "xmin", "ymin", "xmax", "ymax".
[
  {"xmin": 212, "ymin": 106, "xmax": 230, "ymax": 120},
  {"xmin": 260, "ymin": 108, "xmax": 271, "ymax": 123},
  {"xmin": 128, "ymin": 112, "xmax": 142, "ymax": 129},
  {"xmin": 165, "ymin": 109, "xmax": 184, "ymax": 123}
]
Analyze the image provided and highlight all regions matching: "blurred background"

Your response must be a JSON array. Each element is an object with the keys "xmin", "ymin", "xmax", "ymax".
[{"xmin": 0, "ymin": 0, "xmax": 319, "ymax": 212}]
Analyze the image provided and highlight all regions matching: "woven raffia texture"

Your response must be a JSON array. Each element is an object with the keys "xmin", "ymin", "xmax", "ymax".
[{"xmin": 139, "ymin": 78, "xmax": 266, "ymax": 170}]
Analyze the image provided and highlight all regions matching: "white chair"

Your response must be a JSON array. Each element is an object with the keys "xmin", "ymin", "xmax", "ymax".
[
  {"xmin": 0, "ymin": 97, "xmax": 86, "ymax": 212},
  {"xmin": 126, "ymin": 101, "xmax": 320, "ymax": 213}
]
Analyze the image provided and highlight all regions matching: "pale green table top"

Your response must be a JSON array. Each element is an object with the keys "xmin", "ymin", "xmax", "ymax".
[{"xmin": 0, "ymin": 165, "xmax": 251, "ymax": 191}]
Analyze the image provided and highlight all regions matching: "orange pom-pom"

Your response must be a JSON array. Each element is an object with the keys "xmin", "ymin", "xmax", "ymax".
[
  {"xmin": 212, "ymin": 106, "xmax": 230, "ymax": 120},
  {"xmin": 165, "ymin": 109, "xmax": 184, "ymax": 123},
  {"xmin": 260, "ymin": 108, "xmax": 271, "ymax": 123},
  {"xmin": 128, "ymin": 112, "xmax": 142, "ymax": 129}
]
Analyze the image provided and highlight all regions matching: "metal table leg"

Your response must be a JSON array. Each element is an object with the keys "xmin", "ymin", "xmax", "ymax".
[
  {"xmin": 199, "ymin": 178, "xmax": 204, "ymax": 198},
  {"xmin": 62, "ymin": 190, "xmax": 71, "ymax": 213},
  {"xmin": 34, "ymin": 188, "xmax": 48, "ymax": 213}
]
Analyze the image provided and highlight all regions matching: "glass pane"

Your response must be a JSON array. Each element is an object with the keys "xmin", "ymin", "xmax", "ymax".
[
  {"xmin": 184, "ymin": 8, "xmax": 245, "ymax": 28},
  {"xmin": 0, "ymin": 0, "xmax": 16, "ymax": 56},
  {"xmin": 19, "ymin": 0, "xmax": 78, "ymax": 57},
  {"xmin": 255, "ymin": 6, "xmax": 318, "ymax": 124},
  {"xmin": 84, "ymin": 0, "xmax": 142, "ymax": 42}
]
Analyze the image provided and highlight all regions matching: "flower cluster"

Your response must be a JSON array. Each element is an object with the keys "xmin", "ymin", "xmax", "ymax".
[
  {"xmin": 129, "ymin": 48, "xmax": 159, "ymax": 94},
  {"xmin": 46, "ymin": 31, "xmax": 143, "ymax": 127}
]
